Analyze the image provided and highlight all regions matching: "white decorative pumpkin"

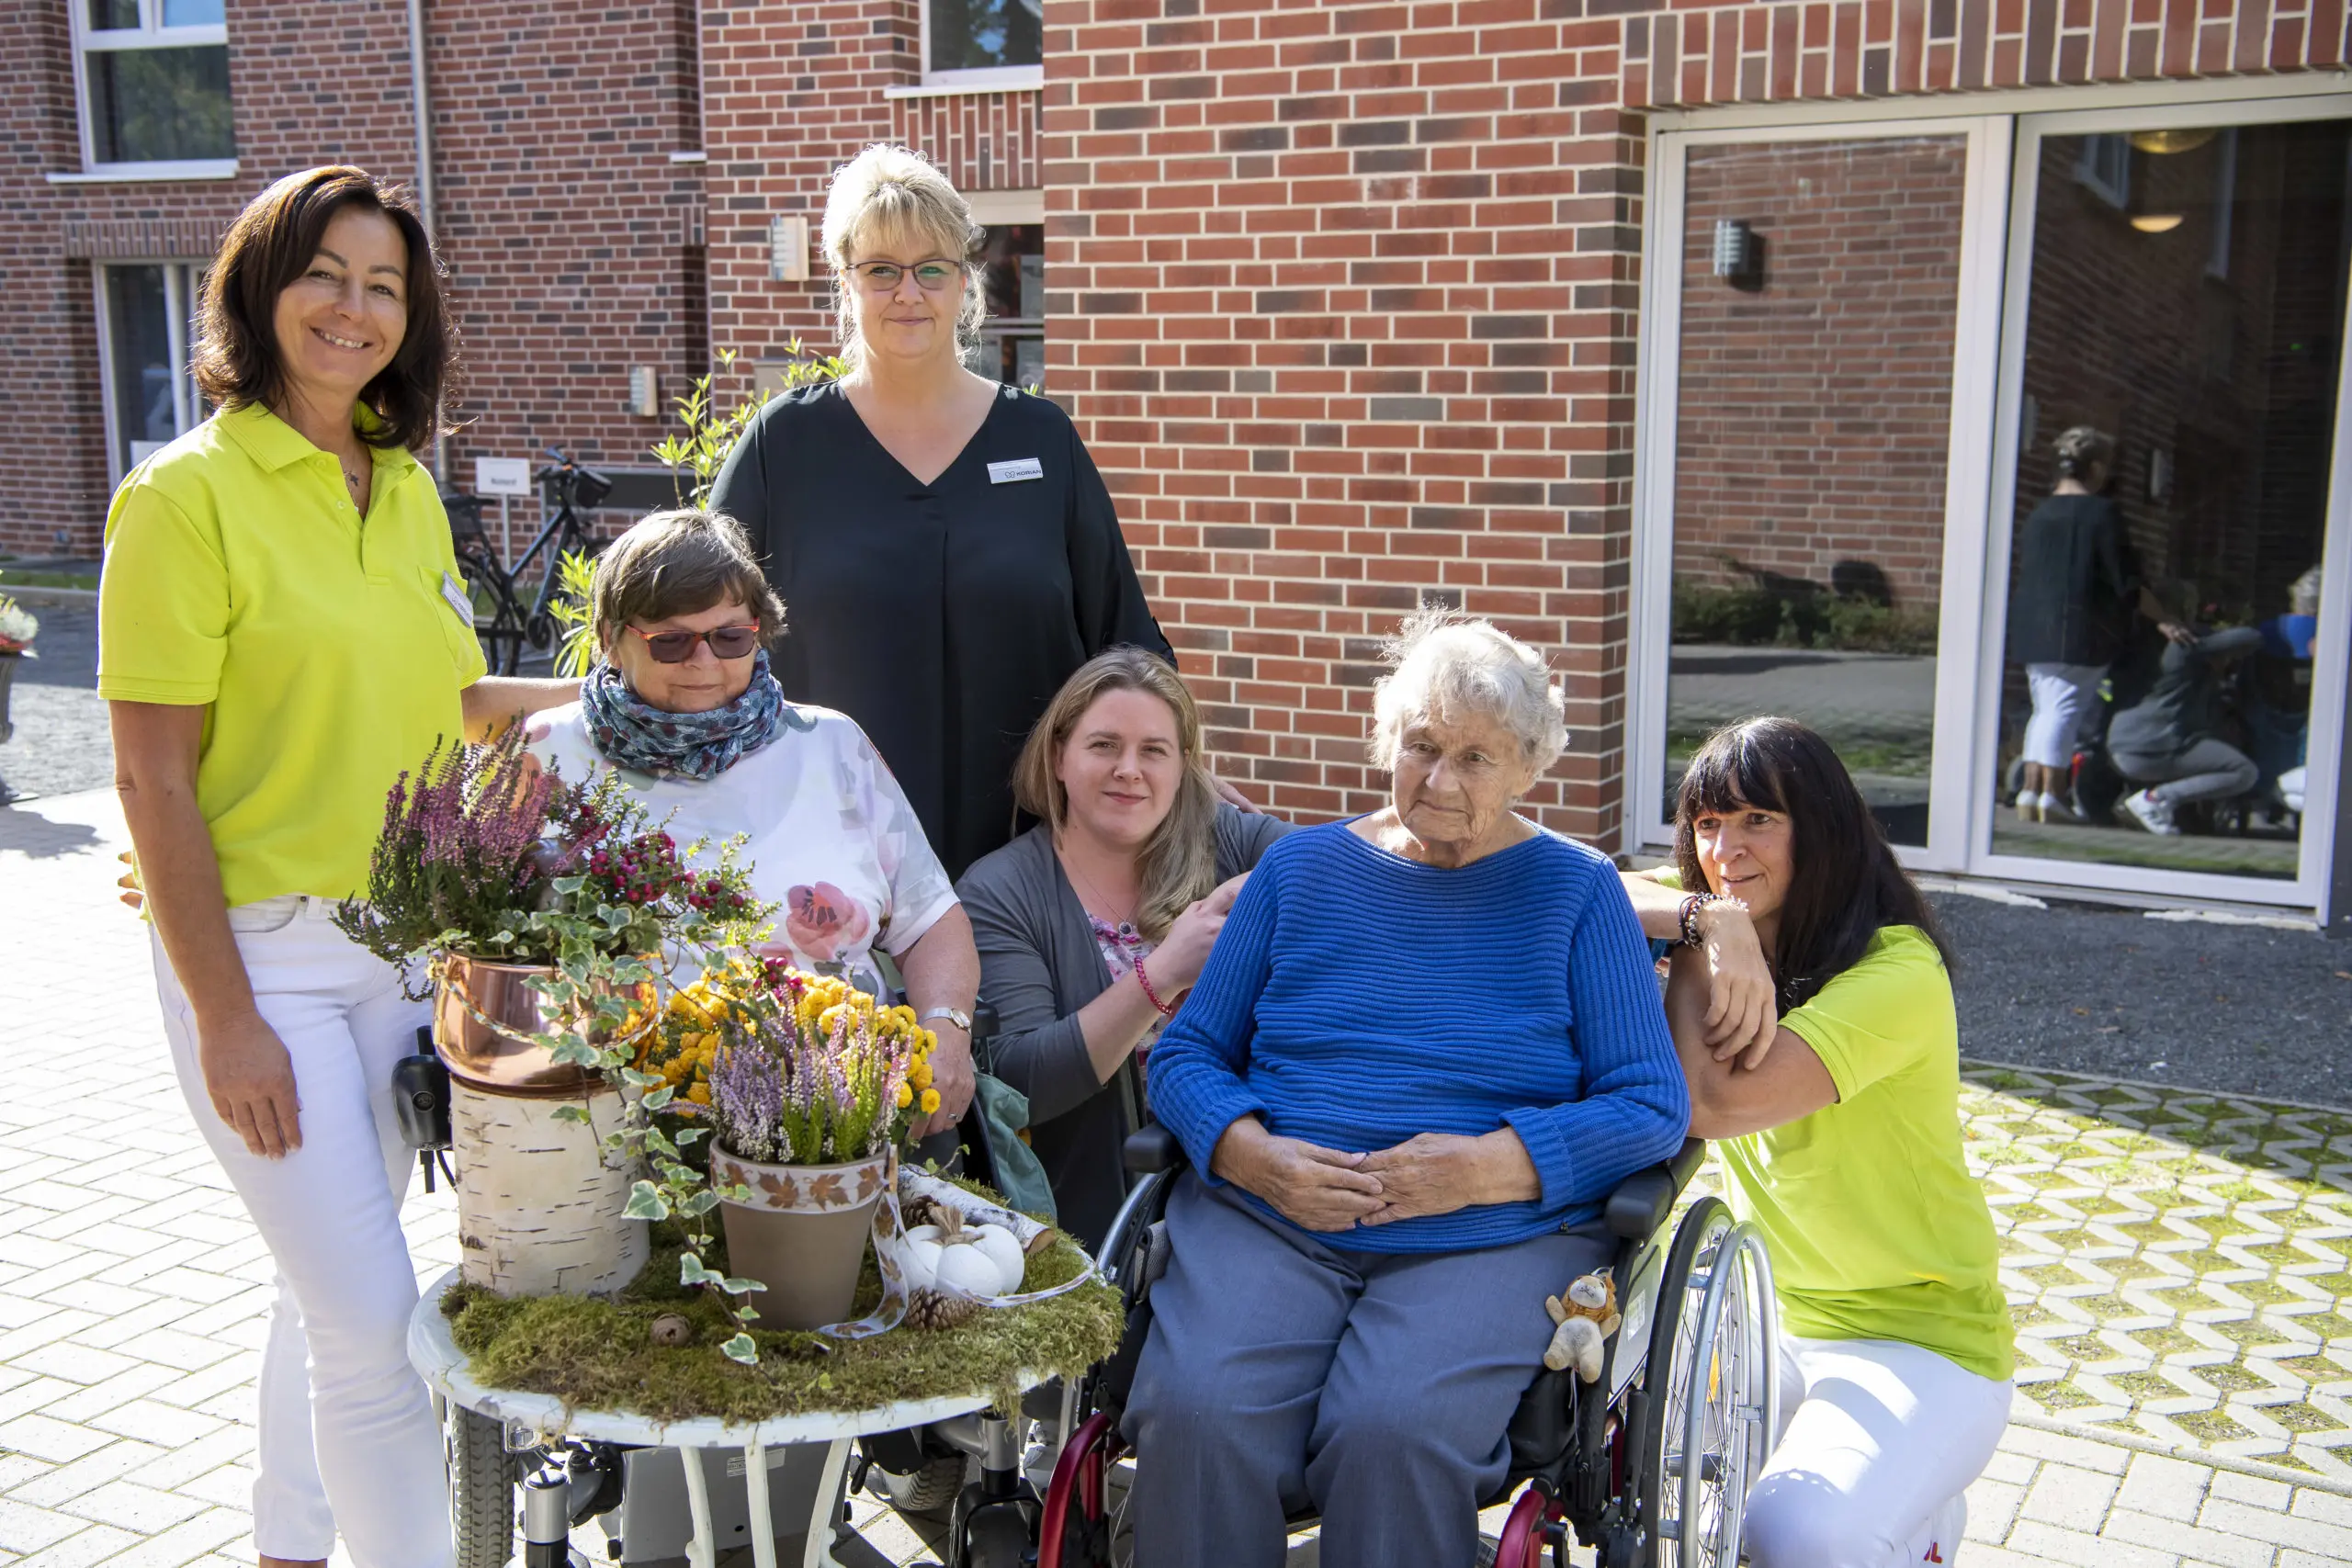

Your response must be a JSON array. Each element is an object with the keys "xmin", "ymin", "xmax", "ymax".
[
  {"xmin": 932, "ymin": 1241, "xmax": 1007, "ymax": 1299},
  {"xmin": 968, "ymin": 1223, "xmax": 1027, "ymax": 1295},
  {"xmin": 900, "ymin": 1225, "xmax": 944, "ymax": 1292}
]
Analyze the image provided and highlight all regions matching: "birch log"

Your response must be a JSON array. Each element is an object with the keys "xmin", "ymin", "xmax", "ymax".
[{"xmin": 452, "ymin": 1081, "xmax": 648, "ymax": 1298}]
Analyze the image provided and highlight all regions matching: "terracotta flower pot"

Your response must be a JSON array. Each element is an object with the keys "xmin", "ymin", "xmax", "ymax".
[
  {"xmin": 434, "ymin": 952, "xmax": 650, "ymax": 1097},
  {"xmin": 711, "ymin": 1145, "xmax": 890, "ymax": 1332}
]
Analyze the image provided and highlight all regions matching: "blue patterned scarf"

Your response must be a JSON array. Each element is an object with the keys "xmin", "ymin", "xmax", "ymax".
[{"xmin": 581, "ymin": 649, "xmax": 791, "ymax": 781}]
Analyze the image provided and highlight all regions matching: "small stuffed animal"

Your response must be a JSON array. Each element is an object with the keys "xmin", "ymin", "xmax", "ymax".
[{"xmin": 1543, "ymin": 1269, "xmax": 1623, "ymax": 1382}]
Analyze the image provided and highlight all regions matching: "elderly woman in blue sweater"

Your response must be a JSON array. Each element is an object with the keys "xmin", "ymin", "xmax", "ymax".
[{"xmin": 1125, "ymin": 611, "xmax": 1690, "ymax": 1568}]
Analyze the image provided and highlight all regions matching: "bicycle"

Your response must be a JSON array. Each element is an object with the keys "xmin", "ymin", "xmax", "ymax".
[{"xmin": 444, "ymin": 447, "xmax": 614, "ymax": 675}]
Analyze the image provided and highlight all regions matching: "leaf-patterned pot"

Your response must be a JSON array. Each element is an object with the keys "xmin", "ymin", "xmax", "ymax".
[{"xmin": 710, "ymin": 1145, "xmax": 889, "ymax": 1332}]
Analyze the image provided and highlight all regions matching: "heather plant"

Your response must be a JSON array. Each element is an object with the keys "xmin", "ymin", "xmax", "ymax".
[{"xmin": 704, "ymin": 967, "xmax": 929, "ymax": 1168}]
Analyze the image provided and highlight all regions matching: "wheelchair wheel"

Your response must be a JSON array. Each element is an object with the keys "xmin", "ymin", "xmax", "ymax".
[
  {"xmin": 1636, "ymin": 1199, "xmax": 1777, "ymax": 1568},
  {"xmin": 448, "ymin": 1405, "xmax": 515, "ymax": 1568},
  {"xmin": 866, "ymin": 1451, "xmax": 967, "ymax": 1521}
]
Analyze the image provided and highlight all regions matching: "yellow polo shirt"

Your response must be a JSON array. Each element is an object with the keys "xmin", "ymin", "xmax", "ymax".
[{"xmin": 99, "ymin": 401, "xmax": 488, "ymax": 907}]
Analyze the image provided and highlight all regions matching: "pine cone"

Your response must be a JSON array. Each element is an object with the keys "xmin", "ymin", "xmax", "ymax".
[{"xmin": 904, "ymin": 1287, "xmax": 983, "ymax": 1332}]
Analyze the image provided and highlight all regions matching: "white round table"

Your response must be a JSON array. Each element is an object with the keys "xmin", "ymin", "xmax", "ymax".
[{"xmin": 409, "ymin": 1267, "xmax": 1061, "ymax": 1568}]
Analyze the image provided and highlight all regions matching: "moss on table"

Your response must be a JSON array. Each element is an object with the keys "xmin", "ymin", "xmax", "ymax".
[{"xmin": 441, "ymin": 1221, "xmax": 1123, "ymax": 1427}]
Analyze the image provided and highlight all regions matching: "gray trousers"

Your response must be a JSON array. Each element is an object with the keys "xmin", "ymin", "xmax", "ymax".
[
  {"xmin": 1124, "ymin": 1175, "xmax": 1611, "ymax": 1568},
  {"xmin": 2112, "ymin": 737, "xmax": 2259, "ymax": 806}
]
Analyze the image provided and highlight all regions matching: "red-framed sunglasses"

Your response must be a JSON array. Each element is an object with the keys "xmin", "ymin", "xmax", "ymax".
[{"xmin": 625, "ymin": 624, "xmax": 761, "ymax": 663}]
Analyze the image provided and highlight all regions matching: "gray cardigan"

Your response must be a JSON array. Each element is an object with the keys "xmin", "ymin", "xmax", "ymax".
[{"xmin": 956, "ymin": 804, "xmax": 1292, "ymax": 1249}]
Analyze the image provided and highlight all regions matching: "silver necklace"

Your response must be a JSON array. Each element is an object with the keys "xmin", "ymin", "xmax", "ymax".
[{"xmin": 1058, "ymin": 843, "xmax": 1137, "ymax": 930}]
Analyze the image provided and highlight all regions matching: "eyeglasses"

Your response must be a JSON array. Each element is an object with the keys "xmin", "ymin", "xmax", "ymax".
[
  {"xmin": 625, "ymin": 624, "xmax": 761, "ymax": 663},
  {"xmin": 850, "ymin": 259, "xmax": 961, "ymax": 293}
]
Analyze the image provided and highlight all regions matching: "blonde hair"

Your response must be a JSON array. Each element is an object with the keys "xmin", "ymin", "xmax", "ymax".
[
  {"xmin": 1012, "ymin": 649, "xmax": 1219, "ymax": 941},
  {"xmin": 821, "ymin": 143, "xmax": 987, "ymax": 368},
  {"xmin": 591, "ymin": 509, "xmax": 786, "ymax": 650},
  {"xmin": 1370, "ymin": 609, "xmax": 1567, "ymax": 773}
]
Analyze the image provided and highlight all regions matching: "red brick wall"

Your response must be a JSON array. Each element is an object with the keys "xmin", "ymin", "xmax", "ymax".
[{"xmin": 1671, "ymin": 136, "xmax": 1968, "ymax": 613}]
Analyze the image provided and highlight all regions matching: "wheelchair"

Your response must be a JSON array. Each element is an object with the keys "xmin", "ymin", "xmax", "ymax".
[{"xmin": 1027, "ymin": 1127, "xmax": 1777, "ymax": 1568}]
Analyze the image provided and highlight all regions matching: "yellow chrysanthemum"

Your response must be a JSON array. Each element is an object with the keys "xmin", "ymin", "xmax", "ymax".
[
  {"xmin": 684, "ymin": 1083, "xmax": 711, "ymax": 1105},
  {"xmin": 909, "ymin": 1059, "xmax": 933, "ymax": 1091},
  {"xmin": 919, "ymin": 1088, "xmax": 941, "ymax": 1115},
  {"xmin": 894, "ymin": 1081, "xmax": 914, "ymax": 1108}
]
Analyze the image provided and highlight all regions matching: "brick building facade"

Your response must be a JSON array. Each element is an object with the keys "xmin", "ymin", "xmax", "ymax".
[{"xmin": 5, "ymin": 0, "xmax": 2348, "ymax": 914}]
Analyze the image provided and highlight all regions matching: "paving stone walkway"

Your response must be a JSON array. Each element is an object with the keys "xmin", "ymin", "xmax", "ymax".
[{"xmin": 5, "ymin": 786, "xmax": 2348, "ymax": 1567}]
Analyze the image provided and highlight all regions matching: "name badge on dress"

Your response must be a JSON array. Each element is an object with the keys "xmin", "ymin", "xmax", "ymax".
[
  {"xmin": 988, "ymin": 458, "xmax": 1045, "ymax": 484},
  {"xmin": 439, "ymin": 572, "xmax": 473, "ymax": 623}
]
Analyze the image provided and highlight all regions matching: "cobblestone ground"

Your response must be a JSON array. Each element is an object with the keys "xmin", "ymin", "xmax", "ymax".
[{"xmin": 7, "ymin": 787, "xmax": 2352, "ymax": 1566}]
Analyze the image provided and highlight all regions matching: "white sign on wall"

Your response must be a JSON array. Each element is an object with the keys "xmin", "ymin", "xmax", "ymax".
[{"xmin": 474, "ymin": 457, "xmax": 533, "ymax": 498}]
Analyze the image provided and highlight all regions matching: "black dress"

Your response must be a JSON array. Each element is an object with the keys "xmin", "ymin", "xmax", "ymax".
[
  {"xmin": 2007, "ymin": 493, "xmax": 2142, "ymax": 668},
  {"xmin": 710, "ymin": 381, "xmax": 1172, "ymax": 879}
]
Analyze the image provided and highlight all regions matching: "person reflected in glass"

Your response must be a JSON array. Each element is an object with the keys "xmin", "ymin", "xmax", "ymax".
[
  {"xmin": 2110, "ymin": 586, "xmax": 2264, "ymax": 837},
  {"xmin": 2245, "ymin": 564, "xmax": 2323, "ymax": 819},
  {"xmin": 2007, "ymin": 425, "xmax": 2193, "ymax": 823}
]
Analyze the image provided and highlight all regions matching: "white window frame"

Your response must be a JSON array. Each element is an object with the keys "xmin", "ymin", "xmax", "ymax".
[
  {"xmin": 919, "ymin": 0, "xmax": 1044, "ymax": 91},
  {"xmin": 93, "ymin": 258, "xmax": 207, "ymax": 487},
  {"xmin": 2075, "ymin": 132, "xmax": 2132, "ymax": 208},
  {"xmin": 1625, "ymin": 115, "xmax": 2012, "ymax": 879},
  {"xmin": 1970, "ymin": 92, "xmax": 2352, "ymax": 912},
  {"xmin": 68, "ymin": 0, "xmax": 236, "ymax": 179},
  {"xmin": 1630, "ymin": 78, "xmax": 2352, "ymax": 919}
]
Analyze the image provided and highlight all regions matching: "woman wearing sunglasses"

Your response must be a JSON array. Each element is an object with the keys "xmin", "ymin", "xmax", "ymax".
[
  {"xmin": 526, "ymin": 508, "xmax": 980, "ymax": 1138},
  {"xmin": 711, "ymin": 143, "xmax": 1206, "ymax": 887}
]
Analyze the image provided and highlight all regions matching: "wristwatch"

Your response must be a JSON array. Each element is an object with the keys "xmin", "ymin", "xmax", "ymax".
[{"xmin": 920, "ymin": 1005, "xmax": 973, "ymax": 1032}]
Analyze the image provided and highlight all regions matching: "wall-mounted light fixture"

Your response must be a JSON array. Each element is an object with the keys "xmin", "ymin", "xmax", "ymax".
[
  {"xmin": 769, "ymin": 215, "xmax": 810, "ymax": 283},
  {"xmin": 628, "ymin": 367, "xmax": 659, "ymax": 418},
  {"xmin": 1712, "ymin": 219, "xmax": 1757, "ymax": 278}
]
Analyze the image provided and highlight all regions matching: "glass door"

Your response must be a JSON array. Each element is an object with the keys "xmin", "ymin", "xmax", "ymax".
[
  {"xmin": 1631, "ymin": 120, "xmax": 2009, "ymax": 866},
  {"xmin": 1973, "ymin": 101, "xmax": 2352, "ymax": 907}
]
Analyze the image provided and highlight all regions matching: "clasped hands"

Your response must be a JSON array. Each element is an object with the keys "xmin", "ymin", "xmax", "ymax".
[{"xmin": 1209, "ymin": 1116, "xmax": 1541, "ymax": 1233}]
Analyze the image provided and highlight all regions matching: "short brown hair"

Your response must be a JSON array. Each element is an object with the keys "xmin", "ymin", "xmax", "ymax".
[
  {"xmin": 193, "ymin": 166, "xmax": 453, "ymax": 452},
  {"xmin": 591, "ymin": 510, "xmax": 786, "ymax": 650}
]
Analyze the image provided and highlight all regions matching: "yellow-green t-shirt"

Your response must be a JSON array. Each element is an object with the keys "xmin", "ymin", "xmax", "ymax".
[
  {"xmin": 1718, "ymin": 924, "xmax": 2015, "ymax": 1381},
  {"xmin": 99, "ymin": 402, "xmax": 489, "ymax": 908}
]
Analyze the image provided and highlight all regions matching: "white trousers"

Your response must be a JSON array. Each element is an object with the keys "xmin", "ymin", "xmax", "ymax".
[
  {"xmin": 2022, "ymin": 661, "xmax": 2108, "ymax": 771},
  {"xmin": 1744, "ymin": 1333, "xmax": 2012, "ymax": 1568},
  {"xmin": 151, "ymin": 897, "xmax": 454, "ymax": 1567}
]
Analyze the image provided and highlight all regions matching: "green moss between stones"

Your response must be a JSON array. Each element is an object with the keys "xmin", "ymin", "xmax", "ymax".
[{"xmin": 441, "ymin": 1219, "xmax": 1122, "ymax": 1427}]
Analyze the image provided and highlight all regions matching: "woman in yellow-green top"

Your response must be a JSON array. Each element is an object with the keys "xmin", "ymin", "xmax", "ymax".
[
  {"xmin": 101, "ymin": 168, "xmax": 577, "ymax": 1568},
  {"xmin": 1623, "ymin": 716, "xmax": 2012, "ymax": 1568}
]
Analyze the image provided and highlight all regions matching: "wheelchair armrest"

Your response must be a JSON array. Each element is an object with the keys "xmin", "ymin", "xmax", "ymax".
[
  {"xmin": 1602, "ymin": 1138, "xmax": 1708, "ymax": 1241},
  {"xmin": 1124, "ymin": 1125, "xmax": 1187, "ymax": 1176}
]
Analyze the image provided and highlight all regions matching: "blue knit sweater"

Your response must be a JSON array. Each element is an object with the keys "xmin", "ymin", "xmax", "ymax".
[{"xmin": 1147, "ymin": 820, "xmax": 1690, "ymax": 1253}]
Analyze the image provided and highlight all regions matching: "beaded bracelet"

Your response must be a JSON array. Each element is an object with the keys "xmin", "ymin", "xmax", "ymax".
[
  {"xmin": 1677, "ymin": 892, "xmax": 1748, "ymax": 948},
  {"xmin": 1135, "ymin": 955, "xmax": 1177, "ymax": 1019}
]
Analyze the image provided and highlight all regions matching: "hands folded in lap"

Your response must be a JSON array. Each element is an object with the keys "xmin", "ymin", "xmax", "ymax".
[{"xmin": 1209, "ymin": 1118, "xmax": 1541, "ymax": 1233}]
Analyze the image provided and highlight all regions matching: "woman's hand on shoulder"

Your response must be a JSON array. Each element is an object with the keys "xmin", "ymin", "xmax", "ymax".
[
  {"xmin": 1210, "ymin": 773, "xmax": 1261, "ymax": 814},
  {"xmin": 1691, "ymin": 900, "xmax": 1780, "ymax": 1067},
  {"xmin": 1210, "ymin": 1117, "xmax": 1385, "ymax": 1232},
  {"xmin": 1150, "ymin": 874, "xmax": 1246, "ymax": 992},
  {"xmin": 1358, "ymin": 1130, "xmax": 1540, "ymax": 1225}
]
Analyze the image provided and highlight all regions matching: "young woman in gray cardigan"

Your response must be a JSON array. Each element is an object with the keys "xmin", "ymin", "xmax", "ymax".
[{"xmin": 956, "ymin": 650, "xmax": 1291, "ymax": 1249}]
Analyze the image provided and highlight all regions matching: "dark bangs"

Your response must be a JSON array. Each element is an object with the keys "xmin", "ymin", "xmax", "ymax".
[{"xmin": 1671, "ymin": 716, "xmax": 1952, "ymax": 1010}]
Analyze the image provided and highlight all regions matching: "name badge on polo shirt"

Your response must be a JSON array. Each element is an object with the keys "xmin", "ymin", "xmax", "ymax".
[
  {"xmin": 439, "ymin": 572, "xmax": 473, "ymax": 623},
  {"xmin": 988, "ymin": 458, "xmax": 1045, "ymax": 485}
]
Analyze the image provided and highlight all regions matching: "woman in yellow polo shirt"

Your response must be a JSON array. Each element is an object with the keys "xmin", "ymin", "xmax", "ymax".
[
  {"xmin": 100, "ymin": 167, "xmax": 577, "ymax": 1568},
  {"xmin": 1624, "ymin": 716, "xmax": 2013, "ymax": 1568}
]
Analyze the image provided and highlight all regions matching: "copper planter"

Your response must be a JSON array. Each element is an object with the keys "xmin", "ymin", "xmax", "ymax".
[{"xmin": 433, "ymin": 952, "xmax": 648, "ymax": 1099}]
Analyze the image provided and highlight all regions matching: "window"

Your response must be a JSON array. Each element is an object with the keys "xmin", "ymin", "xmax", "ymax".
[
  {"xmin": 72, "ymin": 0, "xmax": 234, "ymax": 174},
  {"xmin": 972, "ymin": 222, "xmax": 1045, "ymax": 389},
  {"xmin": 2075, "ymin": 133, "xmax": 2130, "ymax": 208},
  {"xmin": 96, "ymin": 262, "xmax": 206, "ymax": 478},
  {"xmin": 924, "ymin": 0, "xmax": 1043, "ymax": 87}
]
